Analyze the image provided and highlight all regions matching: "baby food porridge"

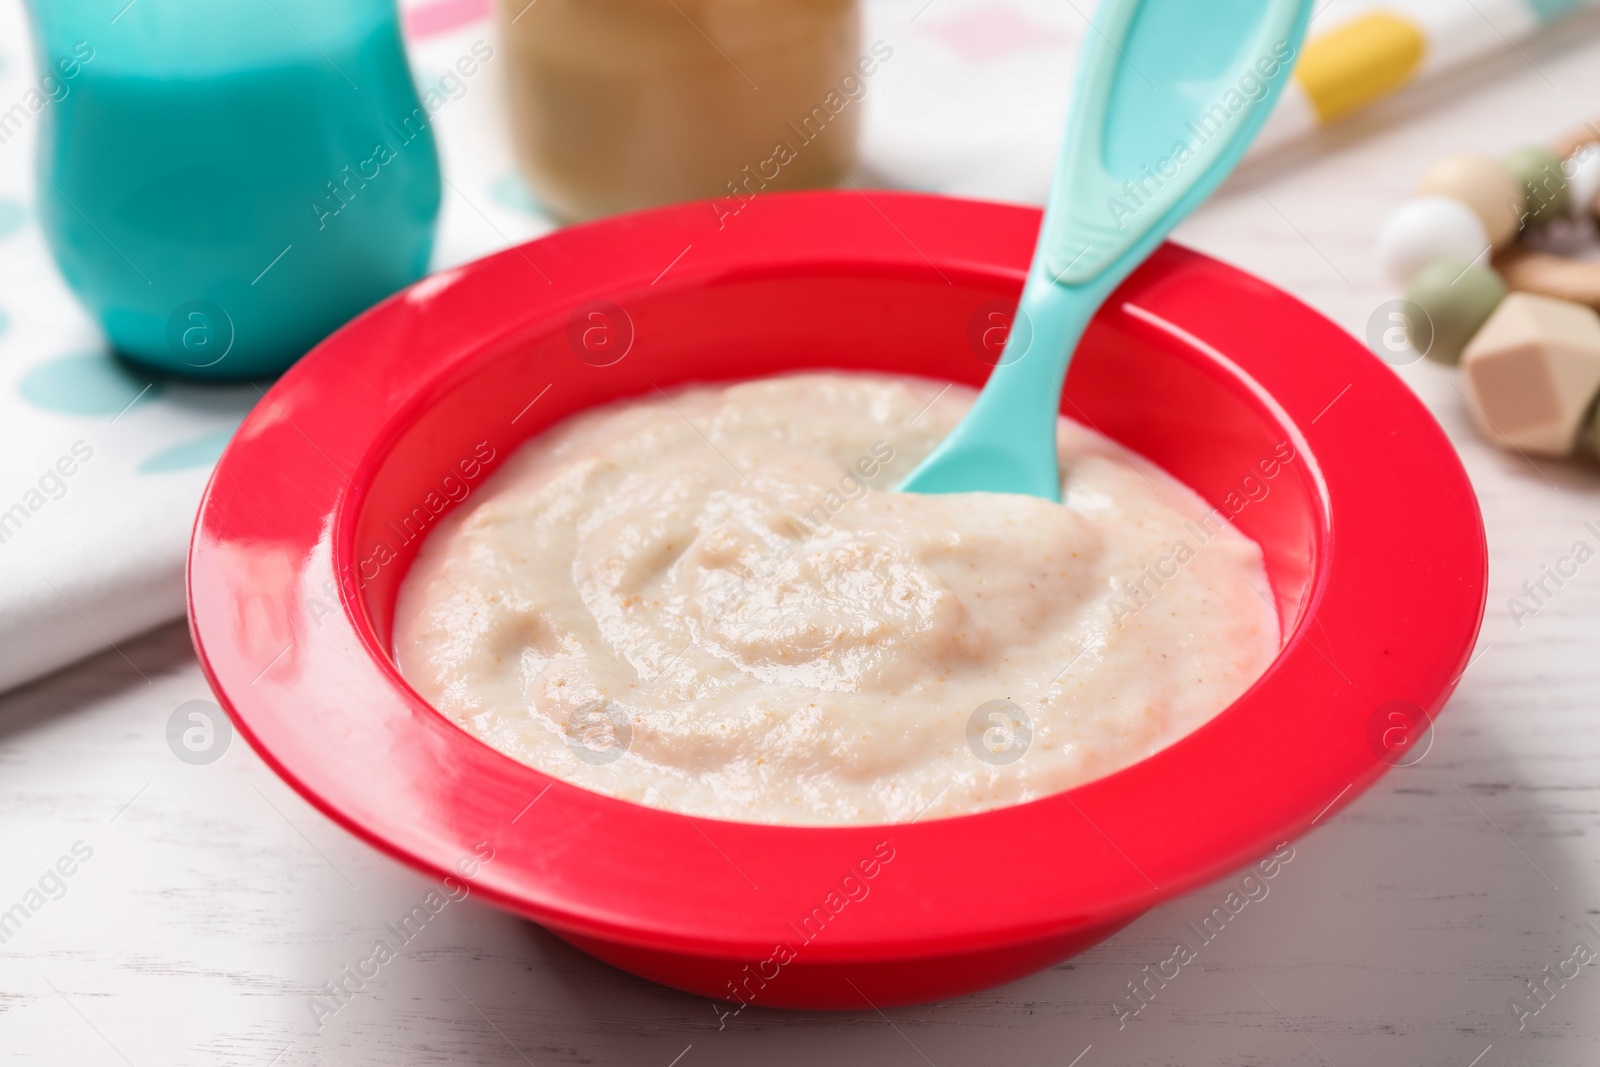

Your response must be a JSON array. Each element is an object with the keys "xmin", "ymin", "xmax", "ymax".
[{"xmin": 394, "ymin": 373, "xmax": 1279, "ymax": 825}]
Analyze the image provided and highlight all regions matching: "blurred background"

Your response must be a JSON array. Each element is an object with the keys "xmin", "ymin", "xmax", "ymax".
[{"xmin": 5, "ymin": 0, "xmax": 1600, "ymax": 1063}]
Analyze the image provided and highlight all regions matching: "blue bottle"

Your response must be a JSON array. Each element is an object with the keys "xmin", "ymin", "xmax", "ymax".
[{"xmin": 26, "ymin": 0, "xmax": 441, "ymax": 379}]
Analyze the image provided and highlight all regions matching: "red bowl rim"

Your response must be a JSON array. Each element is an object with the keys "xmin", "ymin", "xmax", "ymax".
[{"xmin": 188, "ymin": 191, "xmax": 1487, "ymax": 966}]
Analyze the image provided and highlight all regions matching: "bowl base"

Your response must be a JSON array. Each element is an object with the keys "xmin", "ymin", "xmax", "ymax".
[{"xmin": 555, "ymin": 912, "xmax": 1142, "ymax": 1010}]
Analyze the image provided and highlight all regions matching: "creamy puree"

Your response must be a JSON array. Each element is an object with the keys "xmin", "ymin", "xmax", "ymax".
[{"xmin": 394, "ymin": 373, "xmax": 1278, "ymax": 825}]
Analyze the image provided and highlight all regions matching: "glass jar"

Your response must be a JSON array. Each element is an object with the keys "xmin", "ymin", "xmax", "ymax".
[
  {"xmin": 26, "ymin": 0, "xmax": 441, "ymax": 379},
  {"xmin": 500, "ymin": 0, "xmax": 863, "ymax": 222}
]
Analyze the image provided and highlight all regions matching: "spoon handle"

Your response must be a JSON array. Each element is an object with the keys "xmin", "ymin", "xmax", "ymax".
[
  {"xmin": 1041, "ymin": 0, "xmax": 1311, "ymax": 289},
  {"xmin": 900, "ymin": 0, "xmax": 1312, "ymax": 501},
  {"xmin": 905, "ymin": 273, "xmax": 1117, "ymax": 498}
]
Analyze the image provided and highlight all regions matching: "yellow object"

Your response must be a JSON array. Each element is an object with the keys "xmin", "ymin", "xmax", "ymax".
[{"xmin": 1294, "ymin": 12, "xmax": 1426, "ymax": 124}]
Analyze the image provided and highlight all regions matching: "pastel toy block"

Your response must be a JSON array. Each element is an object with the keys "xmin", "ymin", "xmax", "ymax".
[{"xmin": 1461, "ymin": 292, "xmax": 1600, "ymax": 455}]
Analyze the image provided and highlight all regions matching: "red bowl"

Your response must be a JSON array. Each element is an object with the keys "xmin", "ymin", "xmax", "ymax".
[{"xmin": 189, "ymin": 191, "xmax": 1486, "ymax": 1009}]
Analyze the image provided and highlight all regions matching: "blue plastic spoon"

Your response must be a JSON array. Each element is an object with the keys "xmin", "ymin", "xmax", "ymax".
[{"xmin": 900, "ymin": 0, "xmax": 1312, "ymax": 499}]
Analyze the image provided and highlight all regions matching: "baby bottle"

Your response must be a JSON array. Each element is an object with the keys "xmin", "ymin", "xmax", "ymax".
[{"xmin": 26, "ymin": 0, "xmax": 442, "ymax": 379}]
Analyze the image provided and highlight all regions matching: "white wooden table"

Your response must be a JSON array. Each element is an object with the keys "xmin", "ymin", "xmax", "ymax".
[{"xmin": 8, "ymin": 11, "xmax": 1600, "ymax": 1067}]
